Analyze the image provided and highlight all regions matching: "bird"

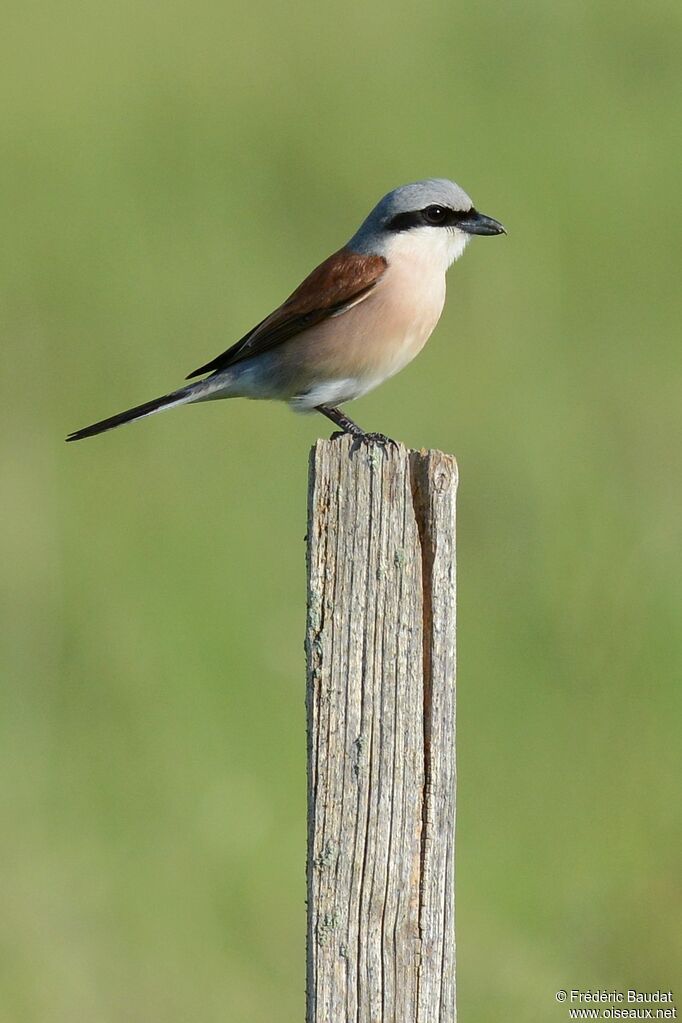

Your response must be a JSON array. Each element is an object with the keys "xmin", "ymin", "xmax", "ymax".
[{"xmin": 66, "ymin": 178, "xmax": 505, "ymax": 444}]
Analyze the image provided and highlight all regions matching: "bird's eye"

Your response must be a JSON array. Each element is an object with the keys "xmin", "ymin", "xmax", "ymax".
[{"xmin": 423, "ymin": 205, "xmax": 448, "ymax": 225}]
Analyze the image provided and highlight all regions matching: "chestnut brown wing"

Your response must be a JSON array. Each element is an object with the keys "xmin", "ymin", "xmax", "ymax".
[{"xmin": 186, "ymin": 248, "xmax": 387, "ymax": 379}]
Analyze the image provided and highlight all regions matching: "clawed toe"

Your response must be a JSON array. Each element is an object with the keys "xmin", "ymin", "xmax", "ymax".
[
  {"xmin": 364, "ymin": 432, "xmax": 398, "ymax": 447},
  {"xmin": 323, "ymin": 415, "xmax": 399, "ymax": 453},
  {"xmin": 318, "ymin": 406, "xmax": 398, "ymax": 451},
  {"xmin": 349, "ymin": 431, "xmax": 398, "ymax": 454}
]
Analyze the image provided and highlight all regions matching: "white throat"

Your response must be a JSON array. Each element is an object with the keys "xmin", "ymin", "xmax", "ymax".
[{"xmin": 385, "ymin": 226, "xmax": 470, "ymax": 273}]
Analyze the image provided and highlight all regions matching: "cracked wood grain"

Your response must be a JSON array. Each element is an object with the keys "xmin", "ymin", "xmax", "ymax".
[{"xmin": 306, "ymin": 435, "xmax": 457, "ymax": 1023}]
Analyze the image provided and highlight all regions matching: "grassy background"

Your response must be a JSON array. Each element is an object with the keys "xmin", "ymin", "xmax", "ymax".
[{"xmin": 2, "ymin": 0, "xmax": 681, "ymax": 1019}]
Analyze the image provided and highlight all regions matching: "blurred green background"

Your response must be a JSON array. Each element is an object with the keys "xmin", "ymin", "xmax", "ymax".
[{"xmin": 1, "ymin": 0, "xmax": 681, "ymax": 1019}]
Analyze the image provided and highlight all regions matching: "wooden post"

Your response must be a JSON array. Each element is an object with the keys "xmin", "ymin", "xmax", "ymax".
[{"xmin": 306, "ymin": 435, "xmax": 457, "ymax": 1023}]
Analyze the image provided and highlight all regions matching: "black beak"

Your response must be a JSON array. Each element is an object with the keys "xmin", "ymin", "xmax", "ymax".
[{"xmin": 457, "ymin": 209, "xmax": 506, "ymax": 236}]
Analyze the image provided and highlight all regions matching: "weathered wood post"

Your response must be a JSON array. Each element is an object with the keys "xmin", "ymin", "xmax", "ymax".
[{"xmin": 306, "ymin": 435, "xmax": 457, "ymax": 1023}]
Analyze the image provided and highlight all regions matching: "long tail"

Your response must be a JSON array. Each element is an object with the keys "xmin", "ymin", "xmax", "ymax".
[{"xmin": 66, "ymin": 381, "xmax": 209, "ymax": 442}]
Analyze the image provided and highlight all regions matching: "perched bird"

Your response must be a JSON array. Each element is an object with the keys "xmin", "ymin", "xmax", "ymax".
[{"xmin": 67, "ymin": 179, "xmax": 504, "ymax": 443}]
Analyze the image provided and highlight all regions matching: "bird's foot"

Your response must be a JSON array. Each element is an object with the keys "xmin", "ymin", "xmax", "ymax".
[
  {"xmin": 328, "ymin": 427, "xmax": 398, "ymax": 452},
  {"xmin": 349, "ymin": 431, "xmax": 398, "ymax": 454},
  {"xmin": 359, "ymin": 431, "xmax": 397, "ymax": 447},
  {"xmin": 319, "ymin": 405, "xmax": 396, "ymax": 450}
]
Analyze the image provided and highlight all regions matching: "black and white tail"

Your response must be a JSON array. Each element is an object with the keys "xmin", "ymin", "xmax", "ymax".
[{"xmin": 66, "ymin": 382, "xmax": 208, "ymax": 442}]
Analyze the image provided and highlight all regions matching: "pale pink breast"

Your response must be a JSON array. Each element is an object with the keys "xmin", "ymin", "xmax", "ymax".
[{"xmin": 279, "ymin": 255, "xmax": 446, "ymax": 388}]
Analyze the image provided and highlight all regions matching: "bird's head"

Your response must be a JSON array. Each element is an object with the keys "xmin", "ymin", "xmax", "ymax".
[{"xmin": 348, "ymin": 178, "xmax": 505, "ymax": 268}]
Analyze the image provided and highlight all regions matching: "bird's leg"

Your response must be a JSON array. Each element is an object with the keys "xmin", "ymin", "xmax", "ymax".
[
  {"xmin": 315, "ymin": 405, "xmax": 366, "ymax": 437},
  {"xmin": 315, "ymin": 405, "xmax": 397, "ymax": 450}
]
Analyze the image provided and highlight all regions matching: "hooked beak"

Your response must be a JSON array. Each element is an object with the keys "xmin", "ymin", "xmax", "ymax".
[{"xmin": 457, "ymin": 209, "xmax": 506, "ymax": 236}]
